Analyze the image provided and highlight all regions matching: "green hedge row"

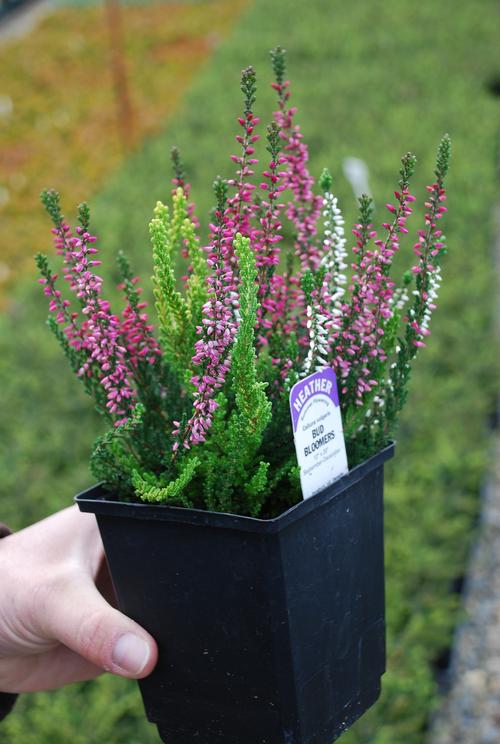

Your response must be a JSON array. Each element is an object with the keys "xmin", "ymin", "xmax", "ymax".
[{"xmin": 1, "ymin": 0, "xmax": 499, "ymax": 741}]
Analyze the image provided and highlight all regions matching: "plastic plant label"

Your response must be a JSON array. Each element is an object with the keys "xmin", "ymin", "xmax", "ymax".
[{"xmin": 289, "ymin": 368, "xmax": 348, "ymax": 500}]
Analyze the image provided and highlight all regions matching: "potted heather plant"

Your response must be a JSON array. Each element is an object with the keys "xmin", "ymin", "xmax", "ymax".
[{"xmin": 37, "ymin": 48, "xmax": 451, "ymax": 744}]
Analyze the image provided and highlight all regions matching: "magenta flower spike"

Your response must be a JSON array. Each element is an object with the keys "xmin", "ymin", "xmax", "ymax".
[
  {"xmin": 38, "ymin": 193, "xmax": 136, "ymax": 425},
  {"xmin": 70, "ymin": 225, "xmax": 136, "ymax": 424},
  {"xmin": 178, "ymin": 178, "xmax": 239, "ymax": 447},
  {"xmin": 271, "ymin": 49, "xmax": 323, "ymax": 275},
  {"xmin": 118, "ymin": 266, "xmax": 162, "ymax": 370},
  {"xmin": 225, "ymin": 66, "xmax": 261, "ymax": 251},
  {"xmin": 407, "ymin": 137, "xmax": 451, "ymax": 348}
]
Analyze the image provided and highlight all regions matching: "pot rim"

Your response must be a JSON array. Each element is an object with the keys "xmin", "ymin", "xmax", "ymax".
[{"xmin": 76, "ymin": 442, "xmax": 394, "ymax": 534}]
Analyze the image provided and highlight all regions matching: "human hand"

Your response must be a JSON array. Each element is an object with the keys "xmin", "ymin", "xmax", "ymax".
[{"xmin": 0, "ymin": 505, "xmax": 157, "ymax": 693}]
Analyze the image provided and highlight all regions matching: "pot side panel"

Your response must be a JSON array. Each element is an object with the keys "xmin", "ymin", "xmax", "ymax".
[
  {"xmin": 279, "ymin": 465, "xmax": 386, "ymax": 742},
  {"xmin": 97, "ymin": 515, "xmax": 293, "ymax": 742}
]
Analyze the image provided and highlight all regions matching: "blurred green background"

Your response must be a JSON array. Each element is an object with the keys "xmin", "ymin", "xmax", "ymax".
[{"xmin": 0, "ymin": 0, "xmax": 499, "ymax": 741}]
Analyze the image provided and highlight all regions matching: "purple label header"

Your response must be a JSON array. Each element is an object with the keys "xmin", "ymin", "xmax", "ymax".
[{"xmin": 289, "ymin": 368, "xmax": 340, "ymax": 432}]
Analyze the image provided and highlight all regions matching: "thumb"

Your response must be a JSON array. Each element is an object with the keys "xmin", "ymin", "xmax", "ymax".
[{"xmin": 39, "ymin": 571, "xmax": 158, "ymax": 679}]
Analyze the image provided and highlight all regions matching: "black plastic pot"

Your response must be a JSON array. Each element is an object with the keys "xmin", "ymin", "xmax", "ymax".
[{"xmin": 76, "ymin": 443, "xmax": 394, "ymax": 744}]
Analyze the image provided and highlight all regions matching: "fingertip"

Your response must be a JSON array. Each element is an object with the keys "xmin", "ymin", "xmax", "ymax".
[{"xmin": 111, "ymin": 631, "xmax": 158, "ymax": 679}]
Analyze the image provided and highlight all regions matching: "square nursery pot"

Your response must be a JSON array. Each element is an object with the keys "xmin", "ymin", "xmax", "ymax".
[{"xmin": 76, "ymin": 442, "xmax": 394, "ymax": 744}]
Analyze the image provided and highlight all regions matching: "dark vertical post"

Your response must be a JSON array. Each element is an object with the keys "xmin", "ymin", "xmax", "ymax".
[{"xmin": 104, "ymin": 0, "xmax": 134, "ymax": 152}]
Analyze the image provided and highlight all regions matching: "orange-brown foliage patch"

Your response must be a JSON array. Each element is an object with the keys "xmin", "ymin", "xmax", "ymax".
[{"xmin": 0, "ymin": 0, "xmax": 247, "ymax": 300}]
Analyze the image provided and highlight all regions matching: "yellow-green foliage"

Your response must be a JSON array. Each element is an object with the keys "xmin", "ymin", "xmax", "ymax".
[
  {"xmin": 152, "ymin": 193, "xmax": 207, "ymax": 372},
  {"xmin": 232, "ymin": 234, "xmax": 272, "ymax": 437},
  {"xmin": 132, "ymin": 457, "xmax": 199, "ymax": 506},
  {"xmin": 150, "ymin": 190, "xmax": 207, "ymax": 385},
  {"xmin": 0, "ymin": 675, "xmax": 160, "ymax": 744},
  {"xmin": 181, "ymin": 208, "xmax": 208, "ymax": 338},
  {"xmin": 150, "ymin": 202, "xmax": 191, "ymax": 375}
]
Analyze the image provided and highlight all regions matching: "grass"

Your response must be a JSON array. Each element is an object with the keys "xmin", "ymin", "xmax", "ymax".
[{"xmin": 1, "ymin": 0, "xmax": 499, "ymax": 741}]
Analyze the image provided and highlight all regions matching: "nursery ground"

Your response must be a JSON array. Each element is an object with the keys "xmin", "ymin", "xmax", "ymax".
[{"xmin": 0, "ymin": 0, "xmax": 499, "ymax": 742}]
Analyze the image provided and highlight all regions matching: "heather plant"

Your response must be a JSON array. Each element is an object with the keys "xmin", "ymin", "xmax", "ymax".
[{"xmin": 36, "ymin": 48, "xmax": 451, "ymax": 517}]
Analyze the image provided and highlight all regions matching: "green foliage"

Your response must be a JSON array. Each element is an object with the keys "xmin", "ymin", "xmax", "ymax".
[
  {"xmin": 171, "ymin": 145, "xmax": 186, "ymax": 187},
  {"xmin": 132, "ymin": 457, "xmax": 199, "ymax": 506},
  {"xmin": 40, "ymin": 189, "xmax": 63, "ymax": 229},
  {"xmin": 356, "ymin": 194, "xmax": 375, "ymax": 256},
  {"xmin": 179, "ymin": 207, "xmax": 208, "ymax": 351},
  {"xmin": 435, "ymin": 132, "xmax": 452, "ymax": 181},
  {"xmin": 240, "ymin": 65, "xmax": 257, "ymax": 114},
  {"xmin": 231, "ymin": 234, "xmax": 272, "ymax": 436},
  {"xmin": 0, "ymin": 676, "xmax": 160, "ymax": 744},
  {"xmin": 116, "ymin": 251, "xmax": 139, "ymax": 310},
  {"xmin": 270, "ymin": 45, "xmax": 286, "ymax": 97},
  {"xmin": 90, "ymin": 405, "xmax": 145, "ymax": 495},
  {"xmin": 77, "ymin": 202, "xmax": 91, "ymax": 231},
  {"xmin": 197, "ymin": 234, "xmax": 272, "ymax": 515},
  {"xmin": 150, "ymin": 186, "xmax": 208, "ymax": 378},
  {"xmin": 150, "ymin": 201, "xmax": 191, "ymax": 376},
  {"xmin": 399, "ymin": 151, "xmax": 417, "ymax": 191},
  {"xmin": 266, "ymin": 120, "xmax": 281, "ymax": 160},
  {"xmin": 319, "ymin": 167, "xmax": 333, "ymax": 193}
]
